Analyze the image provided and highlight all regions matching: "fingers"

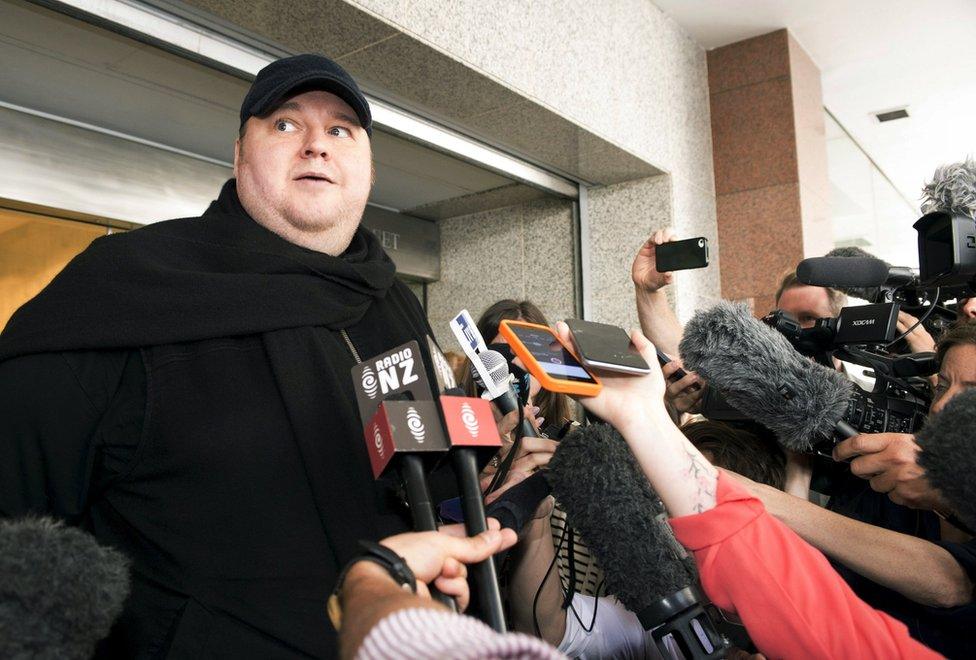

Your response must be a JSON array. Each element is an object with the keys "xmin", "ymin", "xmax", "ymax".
[
  {"xmin": 496, "ymin": 409, "xmax": 519, "ymax": 436},
  {"xmin": 628, "ymin": 328, "xmax": 658, "ymax": 366},
  {"xmin": 436, "ymin": 523, "xmax": 469, "ymax": 539},
  {"xmin": 515, "ymin": 436, "xmax": 559, "ymax": 456},
  {"xmin": 666, "ymin": 372, "xmax": 700, "ymax": 398},
  {"xmin": 554, "ymin": 321, "xmax": 572, "ymax": 348},
  {"xmin": 848, "ymin": 454, "xmax": 885, "ymax": 479},
  {"xmin": 661, "ymin": 360, "xmax": 685, "ymax": 379},
  {"xmin": 433, "ymin": 575, "xmax": 470, "ymax": 611},
  {"xmin": 832, "ymin": 433, "xmax": 891, "ymax": 461}
]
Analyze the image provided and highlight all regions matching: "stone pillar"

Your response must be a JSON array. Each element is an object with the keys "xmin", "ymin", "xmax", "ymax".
[{"xmin": 707, "ymin": 29, "xmax": 830, "ymax": 314}]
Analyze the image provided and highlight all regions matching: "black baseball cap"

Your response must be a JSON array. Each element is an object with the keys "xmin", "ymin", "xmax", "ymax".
[{"xmin": 240, "ymin": 54, "xmax": 372, "ymax": 135}]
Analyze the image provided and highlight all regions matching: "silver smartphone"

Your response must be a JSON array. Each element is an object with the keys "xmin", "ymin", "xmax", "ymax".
[{"xmin": 564, "ymin": 319, "xmax": 651, "ymax": 375}]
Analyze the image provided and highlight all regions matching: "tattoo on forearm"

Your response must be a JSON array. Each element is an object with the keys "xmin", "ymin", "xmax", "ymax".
[{"xmin": 684, "ymin": 448, "xmax": 717, "ymax": 514}]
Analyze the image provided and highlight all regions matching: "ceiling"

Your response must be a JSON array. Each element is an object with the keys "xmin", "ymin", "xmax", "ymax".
[
  {"xmin": 0, "ymin": 0, "xmax": 517, "ymax": 217},
  {"xmin": 654, "ymin": 0, "xmax": 976, "ymax": 218}
]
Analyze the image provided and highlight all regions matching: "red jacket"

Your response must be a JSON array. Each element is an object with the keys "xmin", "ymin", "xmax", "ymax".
[{"xmin": 670, "ymin": 474, "xmax": 942, "ymax": 659}]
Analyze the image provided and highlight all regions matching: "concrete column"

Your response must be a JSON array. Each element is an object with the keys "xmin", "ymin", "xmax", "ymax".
[{"xmin": 707, "ymin": 29, "xmax": 830, "ymax": 314}]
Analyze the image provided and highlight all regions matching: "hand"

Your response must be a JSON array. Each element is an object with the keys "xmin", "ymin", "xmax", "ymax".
[
  {"xmin": 379, "ymin": 520, "xmax": 517, "ymax": 611},
  {"xmin": 631, "ymin": 228, "xmax": 676, "ymax": 294},
  {"xmin": 554, "ymin": 322, "xmax": 666, "ymax": 432},
  {"xmin": 896, "ymin": 311, "xmax": 936, "ymax": 353},
  {"xmin": 833, "ymin": 433, "xmax": 945, "ymax": 510},
  {"xmin": 661, "ymin": 360, "xmax": 703, "ymax": 414},
  {"xmin": 481, "ymin": 404, "xmax": 558, "ymax": 500}
]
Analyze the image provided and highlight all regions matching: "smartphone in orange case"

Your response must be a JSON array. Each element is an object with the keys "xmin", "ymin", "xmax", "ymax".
[{"xmin": 498, "ymin": 320, "xmax": 602, "ymax": 397}]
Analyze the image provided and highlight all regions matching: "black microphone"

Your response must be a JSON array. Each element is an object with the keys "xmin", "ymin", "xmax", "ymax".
[
  {"xmin": 916, "ymin": 388, "xmax": 976, "ymax": 533},
  {"xmin": 823, "ymin": 247, "xmax": 887, "ymax": 301},
  {"xmin": 0, "ymin": 517, "xmax": 130, "ymax": 659},
  {"xmin": 546, "ymin": 424, "xmax": 729, "ymax": 659},
  {"xmin": 471, "ymin": 349, "xmax": 537, "ymax": 439},
  {"xmin": 353, "ymin": 341, "xmax": 455, "ymax": 610},
  {"xmin": 680, "ymin": 301, "xmax": 856, "ymax": 452},
  {"xmin": 797, "ymin": 256, "xmax": 917, "ymax": 301},
  {"xmin": 425, "ymin": 336, "xmax": 508, "ymax": 632}
]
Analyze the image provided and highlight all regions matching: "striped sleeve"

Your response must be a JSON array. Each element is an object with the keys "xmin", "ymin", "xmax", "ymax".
[{"xmin": 355, "ymin": 608, "xmax": 567, "ymax": 660}]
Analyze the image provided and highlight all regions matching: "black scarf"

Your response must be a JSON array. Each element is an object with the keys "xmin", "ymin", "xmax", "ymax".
[{"xmin": 0, "ymin": 179, "xmax": 396, "ymax": 361}]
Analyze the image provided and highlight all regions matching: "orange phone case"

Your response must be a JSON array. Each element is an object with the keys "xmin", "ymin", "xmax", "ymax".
[{"xmin": 498, "ymin": 320, "xmax": 602, "ymax": 397}]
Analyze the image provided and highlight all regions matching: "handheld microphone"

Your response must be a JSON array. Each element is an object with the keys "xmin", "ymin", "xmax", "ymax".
[
  {"xmin": 680, "ymin": 301, "xmax": 856, "ymax": 452},
  {"xmin": 470, "ymin": 349, "xmax": 538, "ymax": 440},
  {"xmin": 352, "ymin": 341, "xmax": 455, "ymax": 609},
  {"xmin": 916, "ymin": 388, "xmax": 976, "ymax": 532},
  {"xmin": 546, "ymin": 424, "xmax": 729, "ymax": 659},
  {"xmin": 0, "ymin": 517, "xmax": 130, "ymax": 659},
  {"xmin": 426, "ymin": 335, "xmax": 508, "ymax": 632}
]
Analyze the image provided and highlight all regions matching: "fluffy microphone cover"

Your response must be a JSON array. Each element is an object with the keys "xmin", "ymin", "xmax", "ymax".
[
  {"xmin": 0, "ymin": 517, "xmax": 130, "ymax": 659},
  {"xmin": 546, "ymin": 423, "xmax": 697, "ymax": 613},
  {"xmin": 916, "ymin": 388, "xmax": 976, "ymax": 531},
  {"xmin": 921, "ymin": 157, "xmax": 976, "ymax": 220},
  {"xmin": 680, "ymin": 300, "xmax": 852, "ymax": 452}
]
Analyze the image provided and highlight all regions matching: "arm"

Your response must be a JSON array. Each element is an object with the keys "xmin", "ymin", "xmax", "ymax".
[
  {"xmin": 0, "ymin": 352, "xmax": 120, "ymax": 518},
  {"xmin": 507, "ymin": 500, "xmax": 566, "ymax": 646},
  {"xmin": 632, "ymin": 230, "xmax": 683, "ymax": 357},
  {"xmin": 730, "ymin": 472, "xmax": 973, "ymax": 608},
  {"xmin": 670, "ymin": 474, "xmax": 941, "ymax": 659},
  {"xmin": 552, "ymin": 325, "xmax": 941, "ymax": 659}
]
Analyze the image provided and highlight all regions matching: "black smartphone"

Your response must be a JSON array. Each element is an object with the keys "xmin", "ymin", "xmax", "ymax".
[
  {"xmin": 564, "ymin": 319, "xmax": 651, "ymax": 375},
  {"xmin": 655, "ymin": 347, "xmax": 701, "ymax": 390},
  {"xmin": 656, "ymin": 237, "xmax": 709, "ymax": 272}
]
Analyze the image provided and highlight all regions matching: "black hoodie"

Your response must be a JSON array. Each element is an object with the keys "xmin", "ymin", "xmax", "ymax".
[{"xmin": 0, "ymin": 180, "xmax": 448, "ymax": 658}]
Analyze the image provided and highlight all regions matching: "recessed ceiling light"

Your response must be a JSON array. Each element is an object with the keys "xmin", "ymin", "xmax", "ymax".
[{"xmin": 873, "ymin": 107, "xmax": 909, "ymax": 123}]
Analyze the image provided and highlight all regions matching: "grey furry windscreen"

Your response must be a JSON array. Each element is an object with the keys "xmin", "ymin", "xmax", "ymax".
[
  {"xmin": 679, "ymin": 300, "xmax": 852, "ymax": 451},
  {"xmin": 0, "ymin": 517, "xmax": 131, "ymax": 659},
  {"xmin": 545, "ymin": 423, "xmax": 697, "ymax": 613},
  {"xmin": 921, "ymin": 157, "xmax": 976, "ymax": 219},
  {"xmin": 916, "ymin": 388, "xmax": 976, "ymax": 531}
]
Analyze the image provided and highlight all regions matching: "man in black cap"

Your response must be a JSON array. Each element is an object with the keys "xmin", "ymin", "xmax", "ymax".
[{"xmin": 0, "ymin": 54, "xmax": 457, "ymax": 658}]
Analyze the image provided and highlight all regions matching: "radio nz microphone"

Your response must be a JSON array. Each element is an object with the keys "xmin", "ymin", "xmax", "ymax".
[
  {"xmin": 352, "ymin": 341, "xmax": 455, "ymax": 610},
  {"xmin": 0, "ymin": 517, "xmax": 130, "ymax": 659},
  {"xmin": 546, "ymin": 424, "xmax": 728, "ymax": 659},
  {"xmin": 680, "ymin": 301, "xmax": 855, "ymax": 452},
  {"xmin": 917, "ymin": 388, "xmax": 976, "ymax": 532}
]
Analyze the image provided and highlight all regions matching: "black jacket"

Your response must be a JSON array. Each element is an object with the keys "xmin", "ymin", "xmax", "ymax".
[{"xmin": 0, "ymin": 181, "xmax": 451, "ymax": 658}]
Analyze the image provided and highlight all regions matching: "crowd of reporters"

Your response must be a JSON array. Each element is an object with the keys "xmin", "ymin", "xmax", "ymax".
[{"xmin": 4, "ymin": 158, "xmax": 976, "ymax": 660}]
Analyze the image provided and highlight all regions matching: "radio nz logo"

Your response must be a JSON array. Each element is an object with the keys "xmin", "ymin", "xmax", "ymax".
[
  {"xmin": 460, "ymin": 403, "xmax": 479, "ymax": 438},
  {"xmin": 364, "ymin": 347, "xmax": 419, "ymax": 399},
  {"xmin": 361, "ymin": 366, "xmax": 379, "ymax": 399},
  {"xmin": 372, "ymin": 423, "xmax": 385, "ymax": 458},
  {"xmin": 406, "ymin": 407, "xmax": 426, "ymax": 442}
]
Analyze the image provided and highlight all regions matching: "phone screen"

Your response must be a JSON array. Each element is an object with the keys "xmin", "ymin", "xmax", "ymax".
[{"xmin": 506, "ymin": 325, "xmax": 597, "ymax": 383}]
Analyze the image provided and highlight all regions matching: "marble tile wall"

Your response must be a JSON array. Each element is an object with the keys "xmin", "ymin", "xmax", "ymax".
[
  {"xmin": 426, "ymin": 197, "xmax": 576, "ymax": 346},
  {"xmin": 708, "ymin": 29, "xmax": 828, "ymax": 315},
  {"xmin": 348, "ymin": 0, "xmax": 720, "ymax": 323}
]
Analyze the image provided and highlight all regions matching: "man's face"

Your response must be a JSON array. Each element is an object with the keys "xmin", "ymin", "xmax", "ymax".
[
  {"xmin": 931, "ymin": 344, "xmax": 976, "ymax": 414},
  {"xmin": 234, "ymin": 90, "xmax": 372, "ymax": 254},
  {"xmin": 776, "ymin": 285, "xmax": 834, "ymax": 328}
]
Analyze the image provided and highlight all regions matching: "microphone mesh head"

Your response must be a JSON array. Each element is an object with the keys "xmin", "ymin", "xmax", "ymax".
[{"xmin": 471, "ymin": 349, "xmax": 510, "ymax": 388}]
